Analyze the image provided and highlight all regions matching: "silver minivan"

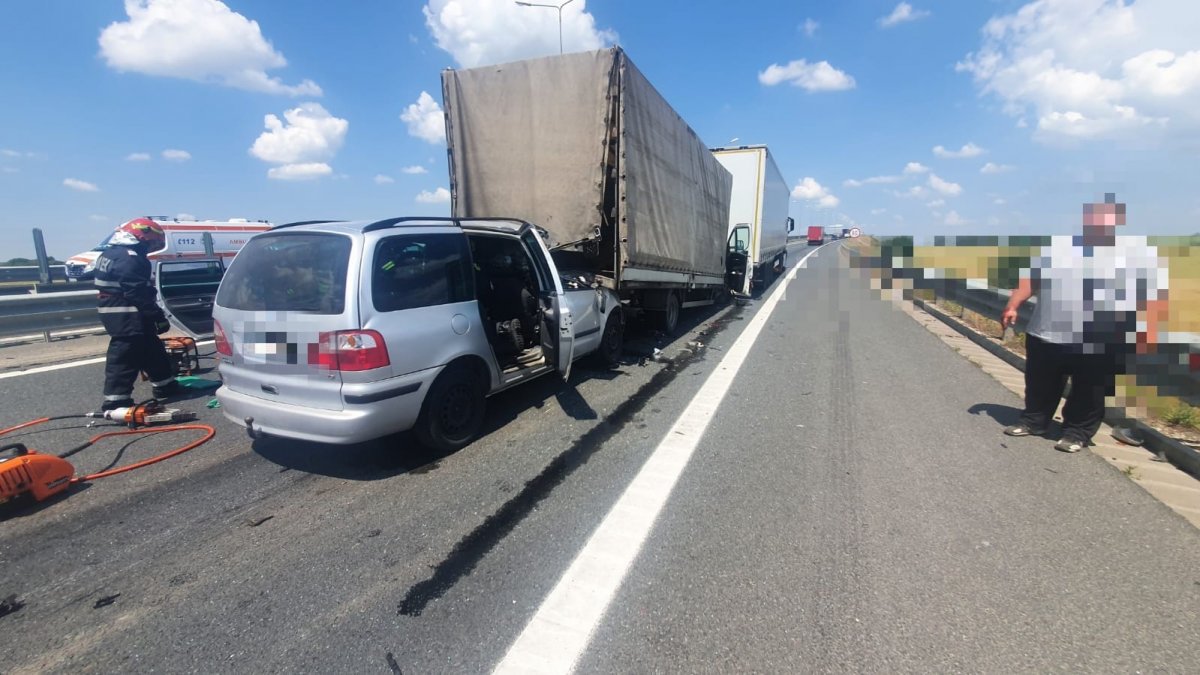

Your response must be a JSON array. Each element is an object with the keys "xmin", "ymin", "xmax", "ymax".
[{"xmin": 210, "ymin": 217, "xmax": 624, "ymax": 450}]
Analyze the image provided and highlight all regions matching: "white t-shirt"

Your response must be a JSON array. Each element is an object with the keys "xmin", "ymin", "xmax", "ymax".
[{"xmin": 1023, "ymin": 235, "xmax": 1168, "ymax": 351}]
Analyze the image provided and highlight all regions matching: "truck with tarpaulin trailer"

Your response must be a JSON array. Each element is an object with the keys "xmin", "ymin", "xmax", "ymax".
[{"xmin": 440, "ymin": 47, "xmax": 738, "ymax": 334}]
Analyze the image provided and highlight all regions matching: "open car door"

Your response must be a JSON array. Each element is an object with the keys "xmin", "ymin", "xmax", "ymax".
[
  {"xmin": 725, "ymin": 224, "xmax": 752, "ymax": 297},
  {"xmin": 154, "ymin": 258, "xmax": 225, "ymax": 340},
  {"xmin": 519, "ymin": 226, "xmax": 576, "ymax": 381}
]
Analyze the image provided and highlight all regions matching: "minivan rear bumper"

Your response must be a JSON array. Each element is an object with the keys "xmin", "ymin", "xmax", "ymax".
[{"xmin": 216, "ymin": 370, "xmax": 436, "ymax": 444}]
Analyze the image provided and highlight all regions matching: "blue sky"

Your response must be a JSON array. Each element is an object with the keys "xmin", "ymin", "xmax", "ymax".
[{"xmin": 1, "ymin": 0, "xmax": 1197, "ymax": 259}]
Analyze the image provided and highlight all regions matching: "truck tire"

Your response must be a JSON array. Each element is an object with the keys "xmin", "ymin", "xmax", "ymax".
[
  {"xmin": 414, "ymin": 363, "xmax": 487, "ymax": 453},
  {"xmin": 653, "ymin": 291, "xmax": 680, "ymax": 334},
  {"xmin": 592, "ymin": 309, "xmax": 625, "ymax": 368}
]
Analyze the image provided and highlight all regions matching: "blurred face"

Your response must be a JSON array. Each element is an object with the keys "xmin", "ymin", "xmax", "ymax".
[{"xmin": 1082, "ymin": 201, "xmax": 1124, "ymax": 239}]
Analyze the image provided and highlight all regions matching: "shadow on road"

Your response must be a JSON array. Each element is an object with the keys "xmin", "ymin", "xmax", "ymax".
[{"xmin": 968, "ymin": 402, "xmax": 1026, "ymax": 430}]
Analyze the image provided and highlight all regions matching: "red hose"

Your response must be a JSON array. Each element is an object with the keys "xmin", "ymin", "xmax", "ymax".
[
  {"xmin": 1, "ymin": 416, "xmax": 215, "ymax": 484},
  {"xmin": 71, "ymin": 424, "xmax": 215, "ymax": 482}
]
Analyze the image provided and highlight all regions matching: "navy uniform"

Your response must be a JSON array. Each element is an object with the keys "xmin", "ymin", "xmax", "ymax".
[{"xmin": 95, "ymin": 218, "xmax": 179, "ymax": 410}]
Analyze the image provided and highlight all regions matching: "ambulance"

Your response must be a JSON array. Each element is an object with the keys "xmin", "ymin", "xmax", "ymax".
[{"xmin": 65, "ymin": 217, "xmax": 273, "ymax": 281}]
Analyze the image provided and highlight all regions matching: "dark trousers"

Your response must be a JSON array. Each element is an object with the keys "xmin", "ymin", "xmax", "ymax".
[
  {"xmin": 103, "ymin": 334, "xmax": 174, "ymax": 401},
  {"xmin": 1019, "ymin": 334, "xmax": 1120, "ymax": 443}
]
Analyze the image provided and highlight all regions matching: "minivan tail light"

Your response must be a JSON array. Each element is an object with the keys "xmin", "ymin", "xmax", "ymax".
[
  {"xmin": 309, "ymin": 330, "xmax": 390, "ymax": 371},
  {"xmin": 214, "ymin": 319, "xmax": 232, "ymax": 356}
]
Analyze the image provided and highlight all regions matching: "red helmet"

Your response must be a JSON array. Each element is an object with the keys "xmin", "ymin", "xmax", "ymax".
[{"xmin": 115, "ymin": 217, "xmax": 166, "ymax": 250}]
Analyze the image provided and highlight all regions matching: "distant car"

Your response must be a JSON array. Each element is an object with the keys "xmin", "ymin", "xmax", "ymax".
[{"xmin": 210, "ymin": 217, "xmax": 624, "ymax": 450}]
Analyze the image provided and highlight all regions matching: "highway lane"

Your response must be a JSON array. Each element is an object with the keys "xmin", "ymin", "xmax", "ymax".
[
  {"xmin": 2, "ymin": 239, "xmax": 1197, "ymax": 673},
  {"xmin": 0, "ymin": 247, "xmax": 799, "ymax": 672}
]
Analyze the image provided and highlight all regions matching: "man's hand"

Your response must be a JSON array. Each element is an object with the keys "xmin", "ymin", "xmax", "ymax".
[{"xmin": 1001, "ymin": 306, "xmax": 1019, "ymax": 328}]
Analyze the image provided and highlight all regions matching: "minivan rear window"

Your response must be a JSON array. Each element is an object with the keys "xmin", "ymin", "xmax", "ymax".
[
  {"xmin": 216, "ymin": 233, "xmax": 350, "ymax": 314},
  {"xmin": 372, "ymin": 233, "xmax": 473, "ymax": 312}
]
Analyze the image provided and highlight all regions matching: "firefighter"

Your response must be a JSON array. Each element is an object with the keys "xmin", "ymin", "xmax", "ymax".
[{"xmin": 95, "ymin": 218, "xmax": 180, "ymax": 411}]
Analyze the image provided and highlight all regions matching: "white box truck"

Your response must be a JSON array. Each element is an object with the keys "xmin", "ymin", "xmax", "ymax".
[
  {"xmin": 711, "ymin": 145, "xmax": 794, "ymax": 294},
  {"xmin": 441, "ymin": 47, "xmax": 736, "ymax": 334}
]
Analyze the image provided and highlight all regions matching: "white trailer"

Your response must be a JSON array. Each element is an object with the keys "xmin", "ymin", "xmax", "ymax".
[{"xmin": 711, "ymin": 145, "xmax": 794, "ymax": 293}]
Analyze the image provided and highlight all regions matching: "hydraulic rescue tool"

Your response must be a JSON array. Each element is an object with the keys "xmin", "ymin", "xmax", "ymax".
[{"xmin": 0, "ymin": 402, "xmax": 214, "ymax": 506}]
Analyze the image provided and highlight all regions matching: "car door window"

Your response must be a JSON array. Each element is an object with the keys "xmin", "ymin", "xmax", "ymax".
[{"xmin": 373, "ymin": 233, "xmax": 473, "ymax": 312}]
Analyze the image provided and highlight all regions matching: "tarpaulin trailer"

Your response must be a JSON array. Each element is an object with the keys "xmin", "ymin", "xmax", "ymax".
[{"xmin": 441, "ymin": 47, "xmax": 737, "ymax": 333}]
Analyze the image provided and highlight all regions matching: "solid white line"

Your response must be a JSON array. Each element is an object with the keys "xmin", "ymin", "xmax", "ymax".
[
  {"xmin": 0, "ymin": 339, "xmax": 214, "ymax": 380},
  {"xmin": 492, "ymin": 243, "xmax": 831, "ymax": 675}
]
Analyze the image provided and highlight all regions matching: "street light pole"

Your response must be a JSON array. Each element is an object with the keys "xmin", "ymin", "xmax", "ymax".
[{"xmin": 515, "ymin": 0, "xmax": 576, "ymax": 54}]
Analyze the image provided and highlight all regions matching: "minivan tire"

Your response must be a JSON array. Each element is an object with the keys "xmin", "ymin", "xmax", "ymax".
[{"xmin": 414, "ymin": 363, "xmax": 487, "ymax": 453}]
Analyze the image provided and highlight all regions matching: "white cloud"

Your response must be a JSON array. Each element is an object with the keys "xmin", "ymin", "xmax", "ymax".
[
  {"xmin": 416, "ymin": 187, "xmax": 452, "ymax": 204},
  {"xmin": 402, "ymin": 91, "xmax": 446, "ymax": 144},
  {"xmin": 892, "ymin": 185, "xmax": 929, "ymax": 199},
  {"xmin": 801, "ymin": 18, "xmax": 819, "ymax": 37},
  {"xmin": 162, "ymin": 148, "xmax": 191, "ymax": 162},
  {"xmin": 956, "ymin": 0, "xmax": 1197, "ymax": 143},
  {"xmin": 980, "ymin": 161, "xmax": 1014, "ymax": 174},
  {"xmin": 1, "ymin": 167, "xmax": 16, "ymax": 174},
  {"xmin": 267, "ymin": 163, "xmax": 332, "ymax": 181},
  {"xmin": 791, "ymin": 177, "xmax": 840, "ymax": 208},
  {"xmin": 423, "ymin": 0, "xmax": 617, "ymax": 69},
  {"xmin": 844, "ymin": 174, "xmax": 902, "ymax": 187},
  {"xmin": 374, "ymin": 174, "xmax": 395, "ymax": 184},
  {"xmin": 126, "ymin": 152, "xmax": 151, "ymax": 161},
  {"xmin": 870, "ymin": 208, "xmax": 887, "ymax": 215},
  {"xmin": 176, "ymin": 212, "xmax": 196, "ymax": 220},
  {"xmin": 89, "ymin": 214, "xmax": 109, "ymax": 221},
  {"xmin": 250, "ymin": 102, "xmax": 348, "ymax": 180},
  {"xmin": 945, "ymin": 210, "xmax": 968, "ymax": 225},
  {"xmin": 932, "ymin": 142, "xmax": 984, "ymax": 158},
  {"xmin": 400, "ymin": 165, "xmax": 428, "ymax": 175},
  {"xmin": 98, "ymin": 0, "xmax": 321, "ymax": 97},
  {"xmin": 879, "ymin": 2, "xmax": 930, "ymax": 28},
  {"xmin": 903, "ymin": 161, "xmax": 929, "ymax": 174},
  {"xmin": 64, "ymin": 178, "xmax": 100, "ymax": 192},
  {"xmin": 759, "ymin": 59, "xmax": 856, "ymax": 91},
  {"xmin": 928, "ymin": 173, "xmax": 963, "ymax": 196},
  {"xmin": 994, "ymin": 197, "xmax": 1007, "ymax": 205},
  {"xmin": 926, "ymin": 198, "xmax": 946, "ymax": 208},
  {"xmin": 1, "ymin": 149, "xmax": 20, "ymax": 157}
]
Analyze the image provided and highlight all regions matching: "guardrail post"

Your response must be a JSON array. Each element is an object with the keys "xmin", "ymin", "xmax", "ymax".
[{"xmin": 33, "ymin": 228, "xmax": 51, "ymax": 286}]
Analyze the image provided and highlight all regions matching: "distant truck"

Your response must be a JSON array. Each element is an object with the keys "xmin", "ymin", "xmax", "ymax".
[
  {"xmin": 807, "ymin": 225, "xmax": 825, "ymax": 246},
  {"xmin": 65, "ymin": 217, "xmax": 272, "ymax": 281},
  {"xmin": 441, "ymin": 47, "xmax": 735, "ymax": 334},
  {"xmin": 710, "ymin": 145, "xmax": 794, "ymax": 293}
]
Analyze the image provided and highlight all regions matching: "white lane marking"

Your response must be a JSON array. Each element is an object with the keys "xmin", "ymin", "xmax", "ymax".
[
  {"xmin": 0, "ymin": 340, "xmax": 215, "ymax": 380},
  {"xmin": 493, "ymin": 244, "xmax": 830, "ymax": 674}
]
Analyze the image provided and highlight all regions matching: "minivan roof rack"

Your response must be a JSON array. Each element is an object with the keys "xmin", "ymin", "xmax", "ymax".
[
  {"xmin": 272, "ymin": 219, "xmax": 346, "ymax": 230},
  {"xmin": 362, "ymin": 216, "xmax": 457, "ymax": 233}
]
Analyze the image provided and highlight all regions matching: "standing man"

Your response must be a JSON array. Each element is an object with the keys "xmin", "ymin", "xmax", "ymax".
[
  {"xmin": 95, "ymin": 217, "xmax": 180, "ymax": 411},
  {"xmin": 1001, "ymin": 194, "xmax": 1169, "ymax": 453}
]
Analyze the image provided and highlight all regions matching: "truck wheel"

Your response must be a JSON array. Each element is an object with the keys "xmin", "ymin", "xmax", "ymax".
[
  {"xmin": 592, "ymin": 309, "xmax": 625, "ymax": 368},
  {"xmin": 414, "ymin": 363, "xmax": 487, "ymax": 453},
  {"xmin": 653, "ymin": 291, "xmax": 680, "ymax": 334}
]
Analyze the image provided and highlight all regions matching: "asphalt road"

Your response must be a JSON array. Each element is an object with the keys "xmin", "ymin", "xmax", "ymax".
[{"xmin": 1, "ymin": 241, "xmax": 1197, "ymax": 673}]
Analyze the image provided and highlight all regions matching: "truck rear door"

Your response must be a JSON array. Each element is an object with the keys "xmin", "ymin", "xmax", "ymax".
[{"xmin": 726, "ymin": 225, "xmax": 753, "ymax": 296}]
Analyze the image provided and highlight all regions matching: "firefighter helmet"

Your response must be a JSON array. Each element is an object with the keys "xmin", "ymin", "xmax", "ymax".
[{"xmin": 113, "ymin": 218, "xmax": 166, "ymax": 250}]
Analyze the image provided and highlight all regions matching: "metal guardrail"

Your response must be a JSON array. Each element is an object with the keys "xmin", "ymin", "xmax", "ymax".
[
  {"xmin": 927, "ymin": 279, "xmax": 1198, "ymax": 404},
  {"xmin": 0, "ymin": 290, "xmax": 100, "ymax": 340},
  {"xmin": 0, "ymin": 265, "xmax": 68, "ymax": 283}
]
